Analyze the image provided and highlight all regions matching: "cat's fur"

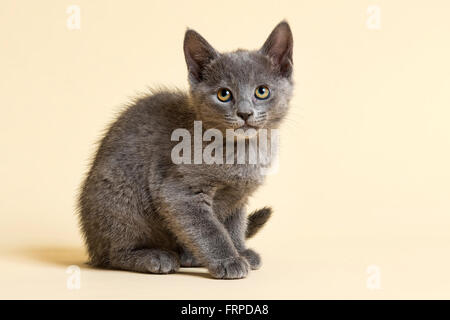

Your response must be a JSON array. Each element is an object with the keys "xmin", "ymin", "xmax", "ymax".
[{"xmin": 78, "ymin": 21, "xmax": 293, "ymax": 279}]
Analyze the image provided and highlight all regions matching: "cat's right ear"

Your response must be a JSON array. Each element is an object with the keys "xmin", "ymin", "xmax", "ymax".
[{"xmin": 184, "ymin": 29, "xmax": 218, "ymax": 84}]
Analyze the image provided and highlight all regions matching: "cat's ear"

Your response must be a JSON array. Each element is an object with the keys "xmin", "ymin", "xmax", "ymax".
[
  {"xmin": 184, "ymin": 29, "xmax": 218, "ymax": 84},
  {"xmin": 260, "ymin": 21, "xmax": 293, "ymax": 78}
]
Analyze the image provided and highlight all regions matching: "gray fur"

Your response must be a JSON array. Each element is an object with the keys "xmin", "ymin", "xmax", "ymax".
[
  {"xmin": 77, "ymin": 21, "xmax": 294, "ymax": 279},
  {"xmin": 246, "ymin": 207, "xmax": 273, "ymax": 239}
]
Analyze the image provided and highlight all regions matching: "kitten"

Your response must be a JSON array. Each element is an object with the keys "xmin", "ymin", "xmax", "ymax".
[{"xmin": 78, "ymin": 21, "xmax": 293, "ymax": 279}]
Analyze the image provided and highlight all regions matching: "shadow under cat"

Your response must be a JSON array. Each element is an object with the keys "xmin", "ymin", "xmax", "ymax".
[{"xmin": 17, "ymin": 246, "xmax": 215, "ymax": 279}]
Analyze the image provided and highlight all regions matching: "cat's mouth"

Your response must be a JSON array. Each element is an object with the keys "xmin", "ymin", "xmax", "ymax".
[
  {"xmin": 224, "ymin": 119, "xmax": 263, "ymax": 131},
  {"xmin": 237, "ymin": 124, "xmax": 259, "ymax": 130}
]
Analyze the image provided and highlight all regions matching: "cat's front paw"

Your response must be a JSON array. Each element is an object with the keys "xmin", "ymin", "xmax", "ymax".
[
  {"xmin": 208, "ymin": 256, "xmax": 250, "ymax": 279},
  {"xmin": 144, "ymin": 250, "xmax": 180, "ymax": 274},
  {"xmin": 241, "ymin": 249, "xmax": 261, "ymax": 270}
]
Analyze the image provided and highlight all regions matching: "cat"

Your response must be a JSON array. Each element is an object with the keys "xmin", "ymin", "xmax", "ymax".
[{"xmin": 77, "ymin": 21, "xmax": 294, "ymax": 279}]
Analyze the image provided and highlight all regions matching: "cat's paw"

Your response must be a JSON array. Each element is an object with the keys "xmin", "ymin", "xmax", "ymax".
[
  {"xmin": 241, "ymin": 248, "xmax": 261, "ymax": 270},
  {"xmin": 179, "ymin": 250, "xmax": 203, "ymax": 267},
  {"xmin": 208, "ymin": 256, "xmax": 250, "ymax": 279},
  {"xmin": 145, "ymin": 250, "xmax": 180, "ymax": 274}
]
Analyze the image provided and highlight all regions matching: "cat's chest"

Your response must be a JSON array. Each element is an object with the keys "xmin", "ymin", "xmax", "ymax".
[
  {"xmin": 205, "ymin": 163, "xmax": 265, "ymax": 186},
  {"xmin": 210, "ymin": 166, "xmax": 263, "ymax": 218},
  {"xmin": 176, "ymin": 163, "xmax": 265, "ymax": 195},
  {"xmin": 174, "ymin": 163, "xmax": 265, "ymax": 219}
]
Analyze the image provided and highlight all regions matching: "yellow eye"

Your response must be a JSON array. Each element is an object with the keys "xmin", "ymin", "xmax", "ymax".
[
  {"xmin": 217, "ymin": 88, "xmax": 232, "ymax": 102},
  {"xmin": 255, "ymin": 85, "xmax": 270, "ymax": 100}
]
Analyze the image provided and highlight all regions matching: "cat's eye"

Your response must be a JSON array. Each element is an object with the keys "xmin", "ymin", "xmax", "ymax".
[
  {"xmin": 255, "ymin": 85, "xmax": 270, "ymax": 100},
  {"xmin": 217, "ymin": 88, "xmax": 232, "ymax": 102}
]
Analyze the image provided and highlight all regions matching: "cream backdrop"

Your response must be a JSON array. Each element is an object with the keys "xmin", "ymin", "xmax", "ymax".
[{"xmin": 1, "ymin": 0, "xmax": 449, "ymax": 299}]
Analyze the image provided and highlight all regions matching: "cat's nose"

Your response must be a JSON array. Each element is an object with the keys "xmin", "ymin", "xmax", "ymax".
[{"xmin": 237, "ymin": 110, "xmax": 254, "ymax": 121}]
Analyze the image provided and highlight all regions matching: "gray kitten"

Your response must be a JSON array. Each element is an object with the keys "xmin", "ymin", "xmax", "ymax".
[{"xmin": 78, "ymin": 21, "xmax": 293, "ymax": 279}]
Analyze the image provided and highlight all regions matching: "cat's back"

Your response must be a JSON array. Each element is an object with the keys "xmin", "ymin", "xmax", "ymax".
[
  {"xmin": 114, "ymin": 89, "xmax": 191, "ymax": 138},
  {"xmin": 81, "ymin": 89, "xmax": 192, "ymax": 198},
  {"xmin": 95, "ymin": 89, "xmax": 191, "ymax": 159}
]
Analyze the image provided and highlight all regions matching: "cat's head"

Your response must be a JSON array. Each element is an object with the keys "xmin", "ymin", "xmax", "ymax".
[{"xmin": 184, "ymin": 21, "xmax": 294, "ymax": 133}]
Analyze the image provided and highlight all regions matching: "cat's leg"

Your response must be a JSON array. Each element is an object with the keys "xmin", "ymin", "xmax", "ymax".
[
  {"xmin": 83, "ymin": 202, "xmax": 180, "ymax": 274},
  {"xmin": 109, "ymin": 248, "xmax": 180, "ymax": 274},
  {"xmin": 224, "ymin": 207, "xmax": 262, "ymax": 270},
  {"xmin": 160, "ymin": 181, "xmax": 249, "ymax": 279},
  {"xmin": 179, "ymin": 247, "xmax": 203, "ymax": 267},
  {"xmin": 179, "ymin": 208, "xmax": 261, "ymax": 269},
  {"xmin": 79, "ymin": 165, "xmax": 182, "ymax": 274}
]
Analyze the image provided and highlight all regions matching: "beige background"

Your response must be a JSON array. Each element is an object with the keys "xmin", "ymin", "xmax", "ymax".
[{"xmin": 1, "ymin": 0, "xmax": 449, "ymax": 299}]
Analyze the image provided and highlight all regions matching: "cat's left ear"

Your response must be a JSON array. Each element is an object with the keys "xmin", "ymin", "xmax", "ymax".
[
  {"xmin": 184, "ymin": 29, "xmax": 219, "ymax": 84},
  {"xmin": 260, "ymin": 21, "xmax": 293, "ymax": 78}
]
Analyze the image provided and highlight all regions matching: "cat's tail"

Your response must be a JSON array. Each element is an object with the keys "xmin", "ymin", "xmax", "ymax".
[{"xmin": 245, "ymin": 207, "xmax": 273, "ymax": 239}]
